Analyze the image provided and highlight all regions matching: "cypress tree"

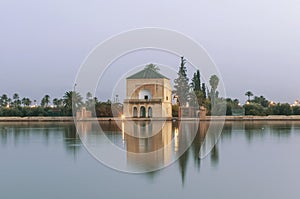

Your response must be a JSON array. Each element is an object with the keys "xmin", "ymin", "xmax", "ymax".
[{"xmin": 174, "ymin": 57, "xmax": 190, "ymax": 106}]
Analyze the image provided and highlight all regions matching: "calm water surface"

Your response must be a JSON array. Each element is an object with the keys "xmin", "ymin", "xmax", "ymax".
[{"xmin": 0, "ymin": 121, "xmax": 300, "ymax": 199}]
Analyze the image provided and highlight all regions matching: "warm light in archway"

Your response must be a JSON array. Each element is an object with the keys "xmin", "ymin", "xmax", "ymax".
[{"xmin": 121, "ymin": 114, "xmax": 125, "ymax": 120}]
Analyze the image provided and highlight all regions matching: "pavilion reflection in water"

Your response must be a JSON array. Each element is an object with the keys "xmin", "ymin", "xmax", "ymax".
[
  {"xmin": 76, "ymin": 120, "xmax": 208, "ymax": 173},
  {"xmin": 124, "ymin": 121, "xmax": 173, "ymax": 170}
]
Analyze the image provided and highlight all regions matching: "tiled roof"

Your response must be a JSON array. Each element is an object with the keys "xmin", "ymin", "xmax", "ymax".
[{"xmin": 127, "ymin": 67, "xmax": 169, "ymax": 79}]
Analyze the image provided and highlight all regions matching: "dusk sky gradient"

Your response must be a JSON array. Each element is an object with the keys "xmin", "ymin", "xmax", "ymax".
[{"xmin": 0, "ymin": 0, "xmax": 299, "ymax": 103}]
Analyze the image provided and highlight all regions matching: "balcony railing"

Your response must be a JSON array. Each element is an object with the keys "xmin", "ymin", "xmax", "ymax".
[{"xmin": 124, "ymin": 99, "xmax": 162, "ymax": 103}]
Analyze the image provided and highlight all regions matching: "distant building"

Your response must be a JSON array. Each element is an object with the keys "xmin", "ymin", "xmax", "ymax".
[
  {"xmin": 76, "ymin": 107, "xmax": 92, "ymax": 119},
  {"xmin": 123, "ymin": 67, "xmax": 172, "ymax": 118},
  {"xmin": 292, "ymin": 100, "xmax": 300, "ymax": 107}
]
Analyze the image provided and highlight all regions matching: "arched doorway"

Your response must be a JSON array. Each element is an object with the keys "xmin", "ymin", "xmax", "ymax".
[
  {"xmin": 140, "ymin": 106, "xmax": 146, "ymax": 118},
  {"xmin": 133, "ymin": 107, "xmax": 138, "ymax": 117},
  {"xmin": 148, "ymin": 107, "xmax": 152, "ymax": 118}
]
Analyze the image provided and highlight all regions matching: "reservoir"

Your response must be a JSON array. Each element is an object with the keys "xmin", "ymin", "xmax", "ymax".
[{"xmin": 0, "ymin": 121, "xmax": 300, "ymax": 199}]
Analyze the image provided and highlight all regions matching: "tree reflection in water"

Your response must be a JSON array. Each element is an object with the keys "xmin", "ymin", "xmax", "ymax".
[
  {"xmin": 0, "ymin": 122, "xmax": 82, "ymax": 161},
  {"xmin": 1, "ymin": 121, "xmax": 300, "ymax": 185},
  {"xmin": 62, "ymin": 123, "xmax": 82, "ymax": 160}
]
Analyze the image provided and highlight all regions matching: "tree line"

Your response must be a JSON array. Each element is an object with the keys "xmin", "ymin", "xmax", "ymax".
[
  {"xmin": 243, "ymin": 91, "xmax": 300, "ymax": 116},
  {"xmin": 0, "ymin": 92, "xmax": 122, "ymax": 117},
  {"xmin": 0, "ymin": 58, "xmax": 299, "ymax": 117},
  {"xmin": 172, "ymin": 57, "xmax": 300, "ymax": 116},
  {"xmin": 172, "ymin": 56, "xmax": 237, "ymax": 116}
]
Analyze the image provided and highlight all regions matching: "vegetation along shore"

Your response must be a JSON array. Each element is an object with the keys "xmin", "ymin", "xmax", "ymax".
[{"xmin": 0, "ymin": 59, "xmax": 299, "ymax": 118}]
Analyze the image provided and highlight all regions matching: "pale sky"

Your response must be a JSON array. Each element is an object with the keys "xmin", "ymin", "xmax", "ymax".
[{"xmin": 0, "ymin": 0, "xmax": 299, "ymax": 103}]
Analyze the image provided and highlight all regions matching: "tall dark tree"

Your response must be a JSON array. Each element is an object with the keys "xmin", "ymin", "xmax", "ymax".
[
  {"xmin": 191, "ymin": 70, "xmax": 201, "ymax": 92},
  {"xmin": 201, "ymin": 83, "xmax": 207, "ymax": 99},
  {"xmin": 191, "ymin": 70, "xmax": 204, "ymax": 106},
  {"xmin": 174, "ymin": 57, "xmax": 190, "ymax": 106}
]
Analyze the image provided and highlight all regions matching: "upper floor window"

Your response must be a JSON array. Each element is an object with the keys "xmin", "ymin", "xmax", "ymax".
[{"xmin": 139, "ymin": 89, "xmax": 152, "ymax": 99}]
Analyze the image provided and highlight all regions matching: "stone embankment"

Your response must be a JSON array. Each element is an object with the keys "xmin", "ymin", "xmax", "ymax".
[{"xmin": 1, "ymin": 115, "xmax": 300, "ymax": 122}]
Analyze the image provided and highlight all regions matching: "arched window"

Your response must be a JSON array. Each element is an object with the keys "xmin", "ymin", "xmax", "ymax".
[
  {"xmin": 148, "ymin": 107, "xmax": 152, "ymax": 118},
  {"xmin": 133, "ymin": 107, "xmax": 138, "ymax": 117},
  {"xmin": 140, "ymin": 106, "xmax": 146, "ymax": 118}
]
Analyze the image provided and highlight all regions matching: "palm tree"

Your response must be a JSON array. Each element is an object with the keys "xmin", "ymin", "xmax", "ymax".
[
  {"xmin": 58, "ymin": 99, "xmax": 63, "ymax": 107},
  {"xmin": 245, "ymin": 91, "xmax": 254, "ymax": 101},
  {"xmin": 86, "ymin": 92, "xmax": 92, "ymax": 101},
  {"xmin": 21, "ymin": 97, "xmax": 26, "ymax": 106},
  {"xmin": 13, "ymin": 93, "xmax": 19, "ymax": 100},
  {"xmin": 85, "ymin": 92, "xmax": 94, "ymax": 110},
  {"xmin": 53, "ymin": 98, "xmax": 58, "ymax": 107},
  {"xmin": 209, "ymin": 75, "xmax": 219, "ymax": 93},
  {"xmin": 12, "ymin": 93, "xmax": 21, "ymax": 107},
  {"xmin": 41, "ymin": 94, "xmax": 50, "ymax": 107},
  {"xmin": 53, "ymin": 98, "xmax": 63, "ymax": 108},
  {"xmin": 25, "ymin": 98, "xmax": 32, "ymax": 107},
  {"xmin": 7, "ymin": 98, "xmax": 12, "ymax": 107},
  {"xmin": 0, "ymin": 94, "xmax": 9, "ymax": 107},
  {"xmin": 63, "ymin": 91, "xmax": 83, "ymax": 115},
  {"xmin": 145, "ymin": 63, "xmax": 160, "ymax": 71},
  {"xmin": 22, "ymin": 97, "xmax": 31, "ymax": 107},
  {"xmin": 209, "ymin": 75, "xmax": 219, "ymax": 106},
  {"xmin": 52, "ymin": 98, "xmax": 60, "ymax": 108},
  {"xmin": 33, "ymin": 100, "xmax": 37, "ymax": 107}
]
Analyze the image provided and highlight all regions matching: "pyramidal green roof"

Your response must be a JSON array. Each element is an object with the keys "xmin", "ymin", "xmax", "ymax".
[{"xmin": 127, "ymin": 68, "xmax": 169, "ymax": 79}]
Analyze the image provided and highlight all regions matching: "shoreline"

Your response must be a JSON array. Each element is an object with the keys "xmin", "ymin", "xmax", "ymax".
[{"xmin": 1, "ymin": 115, "xmax": 300, "ymax": 122}]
